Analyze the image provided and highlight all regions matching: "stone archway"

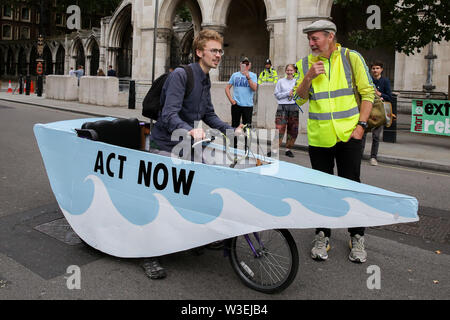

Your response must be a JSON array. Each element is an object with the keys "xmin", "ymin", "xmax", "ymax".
[
  {"xmin": 18, "ymin": 47, "xmax": 27, "ymax": 76},
  {"xmin": 106, "ymin": 3, "xmax": 132, "ymax": 77},
  {"xmin": 86, "ymin": 37, "xmax": 100, "ymax": 76},
  {"xmin": 0, "ymin": 47, "xmax": 4, "ymax": 76},
  {"xmin": 55, "ymin": 45, "xmax": 65, "ymax": 75},
  {"xmin": 43, "ymin": 46, "xmax": 53, "ymax": 75},
  {"xmin": 220, "ymin": 0, "xmax": 269, "ymax": 80},
  {"xmin": 6, "ymin": 47, "xmax": 14, "ymax": 76},
  {"xmin": 29, "ymin": 47, "xmax": 37, "ymax": 76},
  {"xmin": 72, "ymin": 39, "xmax": 86, "ymax": 70}
]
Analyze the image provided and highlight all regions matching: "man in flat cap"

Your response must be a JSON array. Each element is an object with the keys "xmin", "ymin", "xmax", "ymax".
[
  {"xmin": 258, "ymin": 58, "xmax": 278, "ymax": 84},
  {"xmin": 294, "ymin": 19, "xmax": 375, "ymax": 263}
]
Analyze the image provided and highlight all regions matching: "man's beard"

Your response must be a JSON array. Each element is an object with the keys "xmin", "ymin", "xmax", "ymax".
[{"xmin": 311, "ymin": 43, "xmax": 330, "ymax": 57}]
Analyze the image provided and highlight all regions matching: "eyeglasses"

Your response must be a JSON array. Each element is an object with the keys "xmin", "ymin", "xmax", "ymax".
[{"xmin": 207, "ymin": 48, "xmax": 225, "ymax": 56}]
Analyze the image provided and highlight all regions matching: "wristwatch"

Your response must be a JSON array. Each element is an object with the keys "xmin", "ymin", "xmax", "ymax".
[{"xmin": 357, "ymin": 121, "xmax": 368, "ymax": 129}]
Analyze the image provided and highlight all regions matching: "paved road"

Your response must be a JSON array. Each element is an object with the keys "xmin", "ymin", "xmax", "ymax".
[{"xmin": 0, "ymin": 101, "xmax": 449, "ymax": 302}]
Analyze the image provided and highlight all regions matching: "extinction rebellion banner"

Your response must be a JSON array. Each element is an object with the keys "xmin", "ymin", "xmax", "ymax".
[{"xmin": 411, "ymin": 100, "xmax": 450, "ymax": 136}]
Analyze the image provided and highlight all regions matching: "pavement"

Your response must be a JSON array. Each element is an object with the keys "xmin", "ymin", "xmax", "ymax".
[{"xmin": 1, "ymin": 91, "xmax": 449, "ymax": 173}]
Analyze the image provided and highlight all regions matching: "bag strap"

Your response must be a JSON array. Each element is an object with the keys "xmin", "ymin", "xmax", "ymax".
[
  {"xmin": 344, "ymin": 48, "xmax": 361, "ymax": 107},
  {"xmin": 177, "ymin": 65, "xmax": 194, "ymax": 98}
]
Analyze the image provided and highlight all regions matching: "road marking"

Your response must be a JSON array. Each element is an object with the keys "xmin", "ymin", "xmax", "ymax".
[{"xmin": 376, "ymin": 163, "xmax": 450, "ymax": 178}]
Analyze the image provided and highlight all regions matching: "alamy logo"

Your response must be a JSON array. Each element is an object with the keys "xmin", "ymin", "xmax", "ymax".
[
  {"xmin": 65, "ymin": 265, "xmax": 81, "ymax": 290},
  {"xmin": 366, "ymin": 5, "xmax": 381, "ymax": 30},
  {"xmin": 67, "ymin": 5, "xmax": 81, "ymax": 30},
  {"xmin": 366, "ymin": 265, "xmax": 381, "ymax": 290}
]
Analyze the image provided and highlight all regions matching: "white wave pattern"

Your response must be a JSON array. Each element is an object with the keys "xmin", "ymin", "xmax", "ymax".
[{"xmin": 61, "ymin": 175, "xmax": 417, "ymax": 258}]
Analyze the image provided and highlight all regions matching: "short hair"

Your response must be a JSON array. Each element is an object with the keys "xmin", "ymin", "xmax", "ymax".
[
  {"xmin": 370, "ymin": 61, "xmax": 384, "ymax": 68},
  {"xmin": 193, "ymin": 29, "xmax": 223, "ymax": 61},
  {"xmin": 285, "ymin": 64, "xmax": 296, "ymax": 71},
  {"xmin": 322, "ymin": 31, "xmax": 337, "ymax": 43}
]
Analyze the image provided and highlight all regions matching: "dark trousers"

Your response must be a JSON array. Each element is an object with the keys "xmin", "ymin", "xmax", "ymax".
[
  {"xmin": 361, "ymin": 125, "xmax": 382, "ymax": 159},
  {"xmin": 308, "ymin": 138, "xmax": 365, "ymax": 237},
  {"xmin": 231, "ymin": 105, "xmax": 253, "ymax": 148}
]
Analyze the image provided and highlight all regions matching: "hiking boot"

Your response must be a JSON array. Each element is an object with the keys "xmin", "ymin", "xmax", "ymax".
[
  {"xmin": 285, "ymin": 150, "xmax": 294, "ymax": 158},
  {"xmin": 349, "ymin": 235, "xmax": 367, "ymax": 263},
  {"xmin": 370, "ymin": 158, "xmax": 378, "ymax": 166},
  {"xmin": 311, "ymin": 231, "xmax": 330, "ymax": 261},
  {"xmin": 142, "ymin": 258, "xmax": 167, "ymax": 279}
]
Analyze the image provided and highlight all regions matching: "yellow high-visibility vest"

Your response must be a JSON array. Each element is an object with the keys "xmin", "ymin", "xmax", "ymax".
[
  {"xmin": 294, "ymin": 44, "xmax": 375, "ymax": 147},
  {"xmin": 258, "ymin": 68, "xmax": 278, "ymax": 84}
]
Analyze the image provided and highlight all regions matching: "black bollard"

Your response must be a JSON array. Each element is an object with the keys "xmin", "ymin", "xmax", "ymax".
[
  {"xmin": 19, "ymin": 75, "xmax": 23, "ymax": 94},
  {"xmin": 128, "ymin": 80, "xmax": 135, "ymax": 109},
  {"xmin": 37, "ymin": 75, "xmax": 43, "ymax": 97},
  {"xmin": 25, "ymin": 76, "xmax": 31, "ymax": 95},
  {"xmin": 383, "ymin": 93, "xmax": 397, "ymax": 143}
]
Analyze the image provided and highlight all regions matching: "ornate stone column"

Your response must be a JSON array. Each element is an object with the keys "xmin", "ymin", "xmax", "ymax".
[{"xmin": 155, "ymin": 28, "xmax": 172, "ymax": 77}]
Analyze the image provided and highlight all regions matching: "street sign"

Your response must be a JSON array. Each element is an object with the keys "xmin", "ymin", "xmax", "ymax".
[
  {"xmin": 36, "ymin": 62, "xmax": 43, "ymax": 75},
  {"xmin": 411, "ymin": 99, "xmax": 450, "ymax": 136}
]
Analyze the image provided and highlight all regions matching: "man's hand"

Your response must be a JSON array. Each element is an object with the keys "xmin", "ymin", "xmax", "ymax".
[
  {"xmin": 350, "ymin": 124, "xmax": 365, "ymax": 140},
  {"xmin": 188, "ymin": 128, "xmax": 206, "ymax": 140},
  {"xmin": 234, "ymin": 124, "xmax": 244, "ymax": 135},
  {"xmin": 307, "ymin": 61, "xmax": 325, "ymax": 80}
]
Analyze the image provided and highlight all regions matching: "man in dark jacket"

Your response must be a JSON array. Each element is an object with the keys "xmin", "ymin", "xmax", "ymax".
[
  {"xmin": 362, "ymin": 61, "xmax": 392, "ymax": 166},
  {"xmin": 107, "ymin": 65, "xmax": 116, "ymax": 77},
  {"xmin": 150, "ymin": 29, "xmax": 240, "ymax": 156},
  {"xmin": 144, "ymin": 29, "xmax": 241, "ymax": 280}
]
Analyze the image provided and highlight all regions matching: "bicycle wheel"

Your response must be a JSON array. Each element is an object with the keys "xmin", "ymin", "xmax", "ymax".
[{"xmin": 229, "ymin": 229, "xmax": 299, "ymax": 294}]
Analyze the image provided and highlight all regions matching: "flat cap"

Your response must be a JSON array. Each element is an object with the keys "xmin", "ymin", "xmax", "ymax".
[{"xmin": 303, "ymin": 20, "xmax": 337, "ymax": 34}]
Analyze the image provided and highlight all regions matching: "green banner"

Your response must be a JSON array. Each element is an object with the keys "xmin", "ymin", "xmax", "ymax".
[{"xmin": 411, "ymin": 100, "xmax": 450, "ymax": 136}]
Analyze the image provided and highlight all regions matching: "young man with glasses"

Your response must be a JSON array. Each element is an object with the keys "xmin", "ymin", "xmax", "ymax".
[{"xmin": 145, "ymin": 29, "xmax": 242, "ymax": 279}]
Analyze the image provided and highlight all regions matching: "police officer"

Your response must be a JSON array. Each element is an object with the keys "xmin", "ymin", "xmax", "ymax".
[
  {"xmin": 258, "ymin": 59, "xmax": 278, "ymax": 84},
  {"xmin": 294, "ymin": 20, "xmax": 375, "ymax": 263}
]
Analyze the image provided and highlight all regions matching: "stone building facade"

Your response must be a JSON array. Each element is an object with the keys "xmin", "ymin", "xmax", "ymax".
[{"xmin": 1, "ymin": 0, "xmax": 449, "ymax": 102}]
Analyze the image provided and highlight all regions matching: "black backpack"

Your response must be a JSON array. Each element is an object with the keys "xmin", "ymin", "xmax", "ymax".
[{"xmin": 142, "ymin": 65, "xmax": 194, "ymax": 120}]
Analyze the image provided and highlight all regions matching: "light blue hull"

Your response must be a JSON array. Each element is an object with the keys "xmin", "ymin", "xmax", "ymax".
[{"xmin": 34, "ymin": 117, "xmax": 418, "ymax": 257}]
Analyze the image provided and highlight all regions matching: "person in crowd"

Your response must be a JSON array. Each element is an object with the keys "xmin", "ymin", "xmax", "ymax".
[
  {"xmin": 362, "ymin": 61, "xmax": 392, "ymax": 166},
  {"xmin": 145, "ymin": 29, "xmax": 243, "ymax": 279},
  {"xmin": 270, "ymin": 64, "xmax": 299, "ymax": 158},
  {"xmin": 294, "ymin": 20, "xmax": 375, "ymax": 263},
  {"xmin": 74, "ymin": 65, "xmax": 84, "ymax": 85},
  {"xmin": 107, "ymin": 65, "xmax": 117, "ymax": 77},
  {"xmin": 97, "ymin": 69, "xmax": 106, "ymax": 76},
  {"xmin": 225, "ymin": 57, "xmax": 258, "ymax": 130},
  {"xmin": 258, "ymin": 59, "xmax": 278, "ymax": 84}
]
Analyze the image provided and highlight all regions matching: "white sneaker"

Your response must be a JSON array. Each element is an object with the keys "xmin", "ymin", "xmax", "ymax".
[
  {"xmin": 311, "ymin": 231, "xmax": 330, "ymax": 261},
  {"xmin": 370, "ymin": 158, "xmax": 378, "ymax": 166},
  {"xmin": 349, "ymin": 235, "xmax": 367, "ymax": 263}
]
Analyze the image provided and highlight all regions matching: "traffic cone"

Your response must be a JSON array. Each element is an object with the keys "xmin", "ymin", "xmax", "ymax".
[
  {"xmin": 7, "ymin": 80, "xmax": 13, "ymax": 93},
  {"xmin": 30, "ymin": 80, "xmax": 35, "ymax": 94}
]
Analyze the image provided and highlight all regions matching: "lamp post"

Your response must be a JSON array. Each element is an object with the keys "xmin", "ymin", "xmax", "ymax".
[{"xmin": 36, "ymin": 34, "xmax": 44, "ymax": 96}]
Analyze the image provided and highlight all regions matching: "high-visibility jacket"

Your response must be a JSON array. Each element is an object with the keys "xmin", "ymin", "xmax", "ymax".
[
  {"xmin": 294, "ymin": 44, "xmax": 375, "ymax": 147},
  {"xmin": 258, "ymin": 68, "xmax": 278, "ymax": 84}
]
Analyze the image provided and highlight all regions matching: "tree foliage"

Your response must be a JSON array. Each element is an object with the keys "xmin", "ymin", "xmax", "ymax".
[{"xmin": 334, "ymin": 0, "xmax": 450, "ymax": 55}]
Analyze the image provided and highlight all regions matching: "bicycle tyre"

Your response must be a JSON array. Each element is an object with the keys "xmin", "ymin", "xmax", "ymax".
[{"xmin": 229, "ymin": 229, "xmax": 299, "ymax": 294}]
